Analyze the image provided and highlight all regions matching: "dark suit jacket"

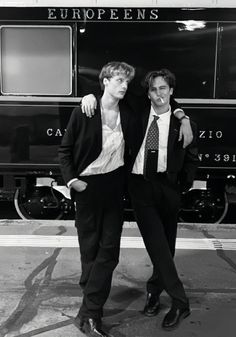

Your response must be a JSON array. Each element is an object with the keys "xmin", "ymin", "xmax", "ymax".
[
  {"xmin": 128, "ymin": 100, "xmax": 199, "ymax": 191},
  {"xmin": 58, "ymin": 100, "xmax": 134, "ymax": 185}
]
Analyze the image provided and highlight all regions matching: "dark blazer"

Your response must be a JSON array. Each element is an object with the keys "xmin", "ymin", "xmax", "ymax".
[
  {"xmin": 128, "ymin": 100, "xmax": 199, "ymax": 191},
  {"xmin": 58, "ymin": 100, "xmax": 133, "ymax": 185}
]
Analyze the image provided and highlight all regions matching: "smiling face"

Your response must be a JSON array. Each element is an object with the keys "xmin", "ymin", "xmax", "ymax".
[
  {"xmin": 148, "ymin": 76, "xmax": 173, "ymax": 111},
  {"xmin": 103, "ymin": 74, "xmax": 130, "ymax": 100}
]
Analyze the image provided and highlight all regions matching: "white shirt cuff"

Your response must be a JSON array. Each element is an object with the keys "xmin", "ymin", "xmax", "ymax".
[
  {"xmin": 173, "ymin": 108, "xmax": 184, "ymax": 115},
  {"xmin": 67, "ymin": 178, "xmax": 78, "ymax": 188}
]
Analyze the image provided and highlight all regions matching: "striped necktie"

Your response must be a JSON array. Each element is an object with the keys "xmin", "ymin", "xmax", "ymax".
[{"xmin": 143, "ymin": 115, "xmax": 159, "ymax": 180}]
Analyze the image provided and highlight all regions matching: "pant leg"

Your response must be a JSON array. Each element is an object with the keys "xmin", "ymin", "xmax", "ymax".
[
  {"xmin": 75, "ymin": 184, "xmax": 101, "ymax": 290},
  {"xmin": 159, "ymin": 177, "xmax": 181, "ymax": 256},
  {"xmin": 129, "ymin": 174, "xmax": 188, "ymax": 307},
  {"xmin": 147, "ymin": 176, "xmax": 181, "ymax": 294},
  {"xmin": 78, "ymin": 168, "xmax": 124, "ymax": 319}
]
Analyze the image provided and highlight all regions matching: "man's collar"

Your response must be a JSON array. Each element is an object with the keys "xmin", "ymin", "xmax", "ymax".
[{"xmin": 150, "ymin": 105, "xmax": 171, "ymax": 119}]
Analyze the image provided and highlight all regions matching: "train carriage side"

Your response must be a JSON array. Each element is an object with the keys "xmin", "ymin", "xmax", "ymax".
[{"xmin": 0, "ymin": 6, "xmax": 236, "ymax": 222}]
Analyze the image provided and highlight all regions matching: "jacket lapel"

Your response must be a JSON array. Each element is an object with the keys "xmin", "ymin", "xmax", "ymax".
[
  {"xmin": 119, "ymin": 100, "xmax": 130, "ymax": 133},
  {"xmin": 141, "ymin": 103, "xmax": 151, "ymax": 138},
  {"xmin": 167, "ymin": 114, "xmax": 180, "ymax": 158},
  {"xmin": 93, "ymin": 101, "xmax": 103, "ymax": 149}
]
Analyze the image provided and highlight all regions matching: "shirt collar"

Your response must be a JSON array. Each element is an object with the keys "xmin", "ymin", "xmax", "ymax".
[{"xmin": 150, "ymin": 105, "xmax": 171, "ymax": 120}]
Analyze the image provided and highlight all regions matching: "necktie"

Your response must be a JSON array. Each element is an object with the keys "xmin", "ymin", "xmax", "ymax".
[{"xmin": 143, "ymin": 115, "xmax": 159, "ymax": 180}]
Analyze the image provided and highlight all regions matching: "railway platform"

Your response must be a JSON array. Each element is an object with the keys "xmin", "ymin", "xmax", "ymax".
[{"xmin": 0, "ymin": 220, "xmax": 236, "ymax": 337}]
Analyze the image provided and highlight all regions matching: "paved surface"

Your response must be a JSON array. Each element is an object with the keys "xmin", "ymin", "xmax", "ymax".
[{"xmin": 0, "ymin": 220, "xmax": 236, "ymax": 337}]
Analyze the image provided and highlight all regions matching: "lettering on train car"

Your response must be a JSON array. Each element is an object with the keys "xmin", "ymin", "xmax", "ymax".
[
  {"xmin": 45, "ymin": 128, "xmax": 225, "ymax": 140},
  {"xmin": 199, "ymin": 130, "xmax": 223, "ymax": 139},
  {"xmin": 48, "ymin": 8, "xmax": 159, "ymax": 21},
  {"xmin": 198, "ymin": 153, "xmax": 236, "ymax": 163},
  {"xmin": 46, "ymin": 128, "xmax": 66, "ymax": 137}
]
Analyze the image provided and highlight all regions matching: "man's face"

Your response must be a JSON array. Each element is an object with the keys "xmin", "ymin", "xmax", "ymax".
[
  {"xmin": 103, "ymin": 74, "xmax": 129, "ymax": 100},
  {"xmin": 148, "ymin": 76, "xmax": 173, "ymax": 109}
]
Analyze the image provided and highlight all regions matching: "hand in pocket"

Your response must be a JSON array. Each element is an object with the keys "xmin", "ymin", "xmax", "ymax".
[{"xmin": 71, "ymin": 179, "xmax": 88, "ymax": 192}]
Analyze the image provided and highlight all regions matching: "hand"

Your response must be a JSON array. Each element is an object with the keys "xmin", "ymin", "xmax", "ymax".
[
  {"xmin": 71, "ymin": 179, "xmax": 88, "ymax": 192},
  {"xmin": 178, "ymin": 118, "xmax": 193, "ymax": 148},
  {"xmin": 81, "ymin": 94, "xmax": 97, "ymax": 118}
]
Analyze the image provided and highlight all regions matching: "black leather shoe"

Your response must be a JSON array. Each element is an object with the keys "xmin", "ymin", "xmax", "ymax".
[
  {"xmin": 162, "ymin": 306, "xmax": 190, "ymax": 330},
  {"xmin": 74, "ymin": 314, "xmax": 85, "ymax": 331},
  {"xmin": 143, "ymin": 293, "xmax": 160, "ymax": 317},
  {"xmin": 82, "ymin": 318, "xmax": 109, "ymax": 337}
]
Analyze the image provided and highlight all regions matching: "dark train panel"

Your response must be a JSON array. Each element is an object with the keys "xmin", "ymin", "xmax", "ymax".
[
  {"xmin": 186, "ymin": 105, "xmax": 236, "ymax": 171},
  {"xmin": 0, "ymin": 104, "xmax": 72, "ymax": 166},
  {"xmin": 0, "ymin": 102, "xmax": 235, "ymax": 171}
]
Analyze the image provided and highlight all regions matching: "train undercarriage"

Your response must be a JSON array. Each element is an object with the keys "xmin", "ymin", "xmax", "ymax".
[{"xmin": 1, "ymin": 172, "xmax": 235, "ymax": 224}]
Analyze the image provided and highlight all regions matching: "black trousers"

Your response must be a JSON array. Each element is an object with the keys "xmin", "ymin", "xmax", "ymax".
[
  {"xmin": 75, "ymin": 167, "xmax": 125, "ymax": 320},
  {"xmin": 129, "ymin": 173, "xmax": 188, "ymax": 308}
]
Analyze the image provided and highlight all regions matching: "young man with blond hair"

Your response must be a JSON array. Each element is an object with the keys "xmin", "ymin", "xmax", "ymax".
[{"xmin": 59, "ymin": 61, "xmax": 135, "ymax": 337}]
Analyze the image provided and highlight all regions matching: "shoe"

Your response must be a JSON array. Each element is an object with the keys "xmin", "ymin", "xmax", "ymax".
[
  {"xmin": 143, "ymin": 293, "xmax": 160, "ymax": 317},
  {"xmin": 162, "ymin": 306, "xmax": 190, "ymax": 330},
  {"xmin": 82, "ymin": 318, "xmax": 109, "ymax": 337},
  {"xmin": 74, "ymin": 314, "xmax": 85, "ymax": 332}
]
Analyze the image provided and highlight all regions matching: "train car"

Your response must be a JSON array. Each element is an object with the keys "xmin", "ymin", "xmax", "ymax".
[{"xmin": 0, "ymin": 0, "xmax": 236, "ymax": 223}]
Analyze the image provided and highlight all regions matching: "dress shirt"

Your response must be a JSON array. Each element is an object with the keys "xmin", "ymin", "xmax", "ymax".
[
  {"xmin": 68, "ymin": 110, "xmax": 124, "ymax": 187},
  {"xmin": 132, "ymin": 105, "xmax": 171, "ymax": 174}
]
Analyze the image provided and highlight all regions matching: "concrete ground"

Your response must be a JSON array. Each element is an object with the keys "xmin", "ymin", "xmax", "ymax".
[{"xmin": 0, "ymin": 220, "xmax": 236, "ymax": 337}]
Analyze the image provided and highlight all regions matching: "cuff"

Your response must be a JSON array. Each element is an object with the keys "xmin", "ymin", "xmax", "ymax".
[
  {"xmin": 173, "ymin": 108, "xmax": 184, "ymax": 115},
  {"xmin": 67, "ymin": 178, "xmax": 78, "ymax": 188}
]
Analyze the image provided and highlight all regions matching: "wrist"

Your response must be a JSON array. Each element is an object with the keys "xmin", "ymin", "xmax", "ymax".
[
  {"xmin": 179, "ymin": 115, "xmax": 190, "ymax": 123},
  {"xmin": 67, "ymin": 178, "xmax": 78, "ymax": 188},
  {"xmin": 173, "ymin": 108, "xmax": 185, "ymax": 119}
]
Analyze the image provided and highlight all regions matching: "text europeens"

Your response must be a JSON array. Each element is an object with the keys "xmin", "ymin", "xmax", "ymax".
[{"xmin": 48, "ymin": 8, "xmax": 159, "ymax": 21}]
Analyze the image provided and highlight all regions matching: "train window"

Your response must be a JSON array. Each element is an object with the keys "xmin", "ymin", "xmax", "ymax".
[
  {"xmin": 217, "ymin": 23, "xmax": 236, "ymax": 99},
  {"xmin": 0, "ymin": 25, "xmax": 72, "ymax": 96},
  {"xmin": 77, "ymin": 21, "xmax": 217, "ymax": 98}
]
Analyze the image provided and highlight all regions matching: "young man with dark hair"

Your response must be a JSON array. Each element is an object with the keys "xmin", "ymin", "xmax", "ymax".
[{"xmin": 128, "ymin": 68, "xmax": 198, "ymax": 330}]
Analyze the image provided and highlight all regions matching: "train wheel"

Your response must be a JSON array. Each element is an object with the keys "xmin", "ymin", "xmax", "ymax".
[
  {"xmin": 14, "ymin": 186, "xmax": 65, "ymax": 220},
  {"xmin": 179, "ymin": 189, "xmax": 228, "ymax": 224}
]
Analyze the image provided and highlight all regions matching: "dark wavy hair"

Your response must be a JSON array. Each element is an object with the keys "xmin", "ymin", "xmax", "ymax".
[{"xmin": 142, "ymin": 68, "xmax": 176, "ymax": 92}]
